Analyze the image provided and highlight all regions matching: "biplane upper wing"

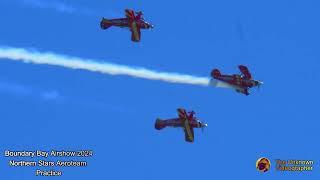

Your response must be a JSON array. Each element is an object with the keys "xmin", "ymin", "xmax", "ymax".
[
  {"xmin": 238, "ymin": 65, "xmax": 252, "ymax": 79},
  {"xmin": 184, "ymin": 124, "xmax": 194, "ymax": 142},
  {"xmin": 125, "ymin": 9, "xmax": 141, "ymax": 42},
  {"xmin": 130, "ymin": 22, "xmax": 141, "ymax": 42},
  {"xmin": 177, "ymin": 108, "xmax": 194, "ymax": 142}
]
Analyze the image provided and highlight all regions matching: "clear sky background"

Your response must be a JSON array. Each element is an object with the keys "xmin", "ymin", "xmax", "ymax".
[{"xmin": 0, "ymin": 0, "xmax": 319, "ymax": 179}]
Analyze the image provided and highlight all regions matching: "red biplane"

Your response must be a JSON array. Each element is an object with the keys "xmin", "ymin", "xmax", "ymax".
[
  {"xmin": 155, "ymin": 108, "xmax": 207, "ymax": 143},
  {"xmin": 210, "ymin": 65, "xmax": 263, "ymax": 95},
  {"xmin": 100, "ymin": 9, "xmax": 153, "ymax": 42}
]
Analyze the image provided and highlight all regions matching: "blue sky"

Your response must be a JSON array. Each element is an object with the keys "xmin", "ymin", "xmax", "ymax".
[{"xmin": 0, "ymin": 0, "xmax": 319, "ymax": 179}]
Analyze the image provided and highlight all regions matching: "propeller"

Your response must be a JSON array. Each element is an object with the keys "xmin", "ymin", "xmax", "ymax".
[
  {"xmin": 257, "ymin": 81, "xmax": 263, "ymax": 91},
  {"xmin": 200, "ymin": 122, "xmax": 208, "ymax": 133}
]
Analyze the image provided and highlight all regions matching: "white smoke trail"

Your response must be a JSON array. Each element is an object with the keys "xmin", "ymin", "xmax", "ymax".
[
  {"xmin": 0, "ymin": 79, "xmax": 62, "ymax": 101},
  {"xmin": 21, "ymin": 0, "xmax": 75, "ymax": 14},
  {"xmin": 0, "ymin": 47, "xmax": 211, "ymax": 86},
  {"xmin": 19, "ymin": 0, "xmax": 99, "ymax": 16},
  {"xmin": 12, "ymin": 0, "xmax": 119, "ymax": 17}
]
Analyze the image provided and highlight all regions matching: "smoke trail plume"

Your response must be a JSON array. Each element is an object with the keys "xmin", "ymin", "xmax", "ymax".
[
  {"xmin": 0, "ymin": 79, "xmax": 62, "ymax": 101},
  {"xmin": 0, "ymin": 47, "xmax": 211, "ymax": 86},
  {"xmin": 10, "ymin": 0, "xmax": 119, "ymax": 17},
  {"xmin": 21, "ymin": 0, "xmax": 75, "ymax": 14}
]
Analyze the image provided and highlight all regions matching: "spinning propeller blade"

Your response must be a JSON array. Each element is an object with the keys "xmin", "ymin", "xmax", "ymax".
[{"xmin": 257, "ymin": 81, "xmax": 263, "ymax": 91}]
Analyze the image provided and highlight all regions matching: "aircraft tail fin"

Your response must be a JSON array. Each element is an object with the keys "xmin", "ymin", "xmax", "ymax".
[
  {"xmin": 100, "ymin": 18, "xmax": 113, "ymax": 29},
  {"xmin": 211, "ymin": 69, "xmax": 221, "ymax": 78},
  {"xmin": 155, "ymin": 118, "xmax": 166, "ymax": 130}
]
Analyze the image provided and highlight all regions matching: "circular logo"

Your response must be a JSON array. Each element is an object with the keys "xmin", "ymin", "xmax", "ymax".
[{"xmin": 256, "ymin": 157, "xmax": 271, "ymax": 172}]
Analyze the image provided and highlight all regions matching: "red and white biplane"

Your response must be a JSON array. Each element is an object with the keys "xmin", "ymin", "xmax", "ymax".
[
  {"xmin": 100, "ymin": 9, "xmax": 153, "ymax": 42},
  {"xmin": 155, "ymin": 108, "xmax": 207, "ymax": 143},
  {"xmin": 210, "ymin": 65, "xmax": 263, "ymax": 95}
]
